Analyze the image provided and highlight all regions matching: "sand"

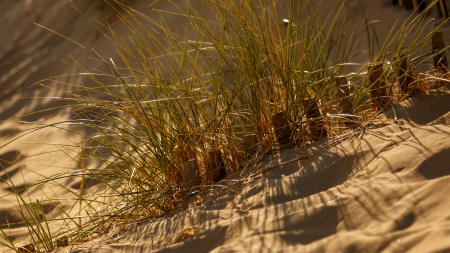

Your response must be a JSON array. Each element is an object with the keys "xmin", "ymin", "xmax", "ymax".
[
  {"xmin": 1, "ymin": 0, "xmax": 450, "ymax": 252},
  {"xmin": 52, "ymin": 86, "xmax": 450, "ymax": 253}
]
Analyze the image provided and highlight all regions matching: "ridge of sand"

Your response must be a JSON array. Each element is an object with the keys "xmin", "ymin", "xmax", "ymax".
[{"xmin": 55, "ymin": 86, "xmax": 450, "ymax": 253}]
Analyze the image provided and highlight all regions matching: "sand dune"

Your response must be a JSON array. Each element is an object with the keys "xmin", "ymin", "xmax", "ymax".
[
  {"xmin": 1, "ymin": 0, "xmax": 450, "ymax": 252},
  {"xmin": 55, "ymin": 85, "xmax": 450, "ymax": 252}
]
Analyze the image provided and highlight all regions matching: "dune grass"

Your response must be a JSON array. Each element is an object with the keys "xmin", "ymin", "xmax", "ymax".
[{"xmin": 1, "ymin": 0, "xmax": 449, "ymax": 251}]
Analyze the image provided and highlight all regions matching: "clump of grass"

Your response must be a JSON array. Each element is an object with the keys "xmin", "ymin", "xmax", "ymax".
[{"xmin": 1, "ymin": 0, "xmax": 449, "ymax": 251}]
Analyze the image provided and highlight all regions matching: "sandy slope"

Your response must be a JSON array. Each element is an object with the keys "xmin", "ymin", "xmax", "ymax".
[
  {"xmin": 56, "ymin": 87, "xmax": 450, "ymax": 253},
  {"xmin": 1, "ymin": 0, "xmax": 450, "ymax": 252}
]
